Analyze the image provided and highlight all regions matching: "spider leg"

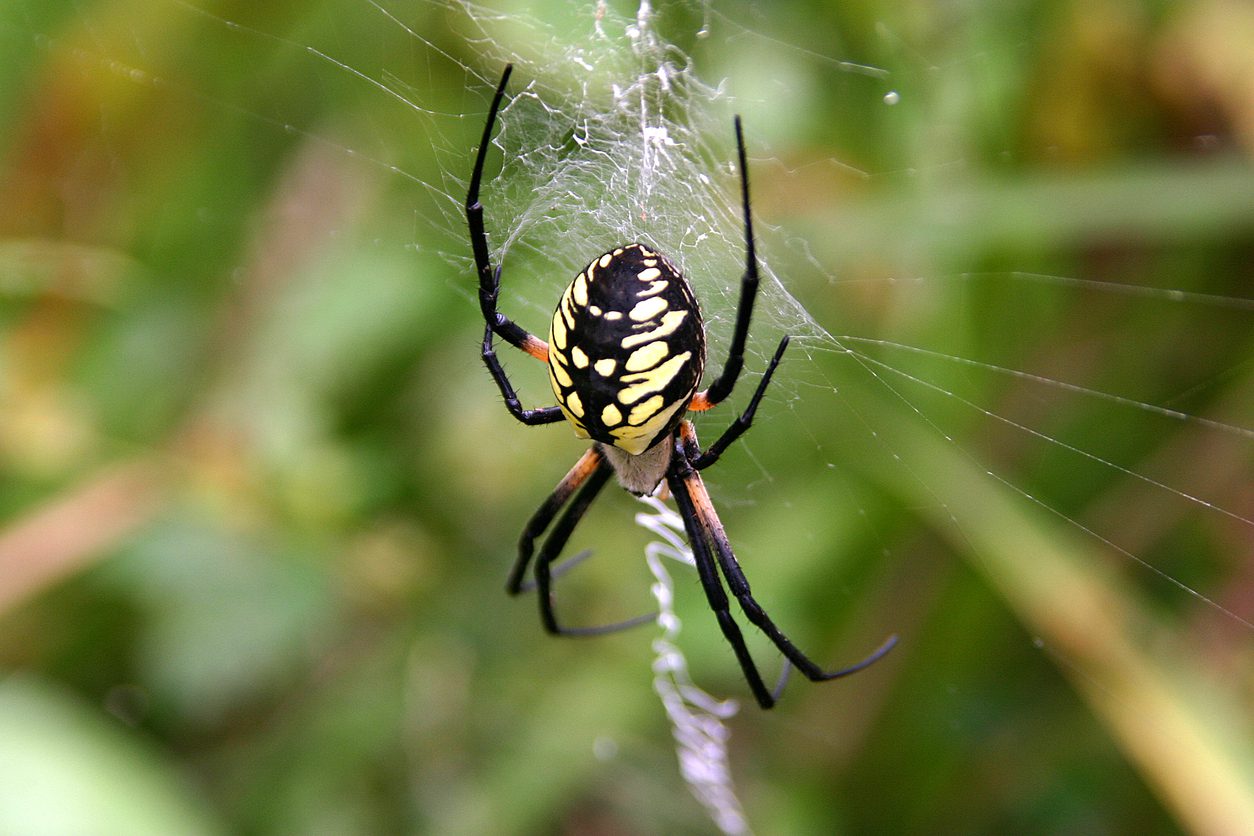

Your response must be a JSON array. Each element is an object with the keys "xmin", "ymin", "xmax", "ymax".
[
  {"xmin": 667, "ymin": 442, "xmax": 777, "ymax": 708},
  {"xmin": 693, "ymin": 335, "xmax": 789, "ymax": 471},
  {"xmin": 466, "ymin": 63, "xmax": 549, "ymax": 362},
  {"xmin": 672, "ymin": 422, "xmax": 897, "ymax": 708},
  {"xmin": 507, "ymin": 448, "xmax": 606, "ymax": 593},
  {"xmin": 691, "ymin": 116, "xmax": 758, "ymax": 411},
  {"xmin": 482, "ymin": 323, "xmax": 565, "ymax": 426},
  {"xmin": 700, "ymin": 477, "xmax": 897, "ymax": 683},
  {"xmin": 525, "ymin": 451, "xmax": 656, "ymax": 637}
]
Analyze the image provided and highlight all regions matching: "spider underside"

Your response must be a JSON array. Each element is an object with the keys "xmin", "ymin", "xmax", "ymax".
[{"xmin": 466, "ymin": 64, "xmax": 895, "ymax": 709}]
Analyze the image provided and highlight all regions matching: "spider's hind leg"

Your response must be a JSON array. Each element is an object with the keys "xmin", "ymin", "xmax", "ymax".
[
  {"xmin": 706, "ymin": 501, "xmax": 898, "ymax": 687},
  {"xmin": 511, "ymin": 447, "xmax": 656, "ymax": 637},
  {"xmin": 666, "ymin": 454, "xmax": 777, "ymax": 708},
  {"xmin": 669, "ymin": 422, "xmax": 896, "ymax": 708},
  {"xmin": 508, "ymin": 448, "xmax": 606, "ymax": 593}
]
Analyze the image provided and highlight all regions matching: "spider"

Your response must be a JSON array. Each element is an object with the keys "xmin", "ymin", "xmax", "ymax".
[{"xmin": 467, "ymin": 65, "xmax": 895, "ymax": 709}]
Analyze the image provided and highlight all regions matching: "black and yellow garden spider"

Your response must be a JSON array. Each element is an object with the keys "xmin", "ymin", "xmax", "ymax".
[{"xmin": 468, "ymin": 65, "xmax": 895, "ymax": 709}]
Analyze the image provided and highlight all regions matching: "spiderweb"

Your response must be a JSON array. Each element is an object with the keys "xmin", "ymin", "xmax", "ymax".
[
  {"xmin": 637, "ymin": 494, "xmax": 748, "ymax": 836},
  {"xmin": 453, "ymin": 0, "xmax": 817, "ymax": 368},
  {"xmin": 3, "ymin": 0, "xmax": 1252, "ymax": 832}
]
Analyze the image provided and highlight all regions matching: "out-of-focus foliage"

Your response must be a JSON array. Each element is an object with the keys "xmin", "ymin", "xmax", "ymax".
[{"xmin": 1, "ymin": 1, "xmax": 1251, "ymax": 834}]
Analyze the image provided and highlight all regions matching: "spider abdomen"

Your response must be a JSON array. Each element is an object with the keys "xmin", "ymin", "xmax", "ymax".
[{"xmin": 547, "ymin": 243, "xmax": 705, "ymax": 456}]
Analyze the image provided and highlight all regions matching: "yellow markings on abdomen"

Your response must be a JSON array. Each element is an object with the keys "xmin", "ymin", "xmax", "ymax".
[
  {"xmin": 621, "ymin": 309, "xmax": 687, "ymax": 348},
  {"xmin": 550, "ymin": 309, "xmax": 568, "ymax": 349},
  {"xmin": 549, "ymin": 346, "xmax": 588, "ymax": 438},
  {"xmin": 609, "ymin": 396, "xmax": 689, "ymax": 455},
  {"xmin": 624, "ymin": 341, "xmax": 668, "ymax": 372},
  {"xmin": 548, "ymin": 351, "xmax": 572, "ymax": 388},
  {"xmin": 626, "ymin": 395, "xmax": 664, "ymax": 424},
  {"xmin": 616, "ymin": 351, "xmax": 692, "ymax": 404},
  {"xmin": 629, "ymin": 296, "xmax": 669, "ymax": 322},
  {"xmin": 547, "ymin": 243, "xmax": 701, "ymax": 455}
]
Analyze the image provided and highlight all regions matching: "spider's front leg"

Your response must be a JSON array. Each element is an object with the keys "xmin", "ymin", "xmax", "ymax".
[
  {"xmin": 481, "ymin": 323, "xmax": 564, "ymax": 426},
  {"xmin": 467, "ymin": 66, "xmax": 562, "ymax": 426},
  {"xmin": 690, "ymin": 116, "xmax": 760, "ymax": 412},
  {"xmin": 466, "ymin": 65, "xmax": 548, "ymax": 362}
]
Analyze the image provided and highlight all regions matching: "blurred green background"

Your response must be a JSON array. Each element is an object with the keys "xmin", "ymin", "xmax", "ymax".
[{"xmin": 1, "ymin": 1, "xmax": 1251, "ymax": 834}]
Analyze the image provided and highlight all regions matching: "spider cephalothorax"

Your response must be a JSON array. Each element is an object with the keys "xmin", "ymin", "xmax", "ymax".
[{"xmin": 466, "ymin": 64, "xmax": 894, "ymax": 708}]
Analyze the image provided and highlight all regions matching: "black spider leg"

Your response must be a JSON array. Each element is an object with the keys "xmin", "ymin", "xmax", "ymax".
[
  {"xmin": 507, "ymin": 447, "xmax": 605, "ymax": 593},
  {"xmin": 510, "ymin": 448, "xmax": 655, "ymax": 635},
  {"xmin": 694, "ymin": 335, "xmax": 790, "ymax": 471},
  {"xmin": 688, "ymin": 337, "xmax": 794, "ymax": 692},
  {"xmin": 469, "ymin": 67, "xmax": 562, "ymax": 425},
  {"xmin": 466, "ymin": 63, "xmax": 548, "ymax": 358},
  {"xmin": 670, "ymin": 422, "xmax": 898, "ymax": 709},
  {"xmin": 699, "ymin": 116, "xmax": 761, "ymax": 408},
  {"xmin": 482, "ymin": 322, "xmax": 565, "ymax": 425},
  {"xmin": 666, "ymin": 447, "xmax": 776, "ymax": 708}
]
